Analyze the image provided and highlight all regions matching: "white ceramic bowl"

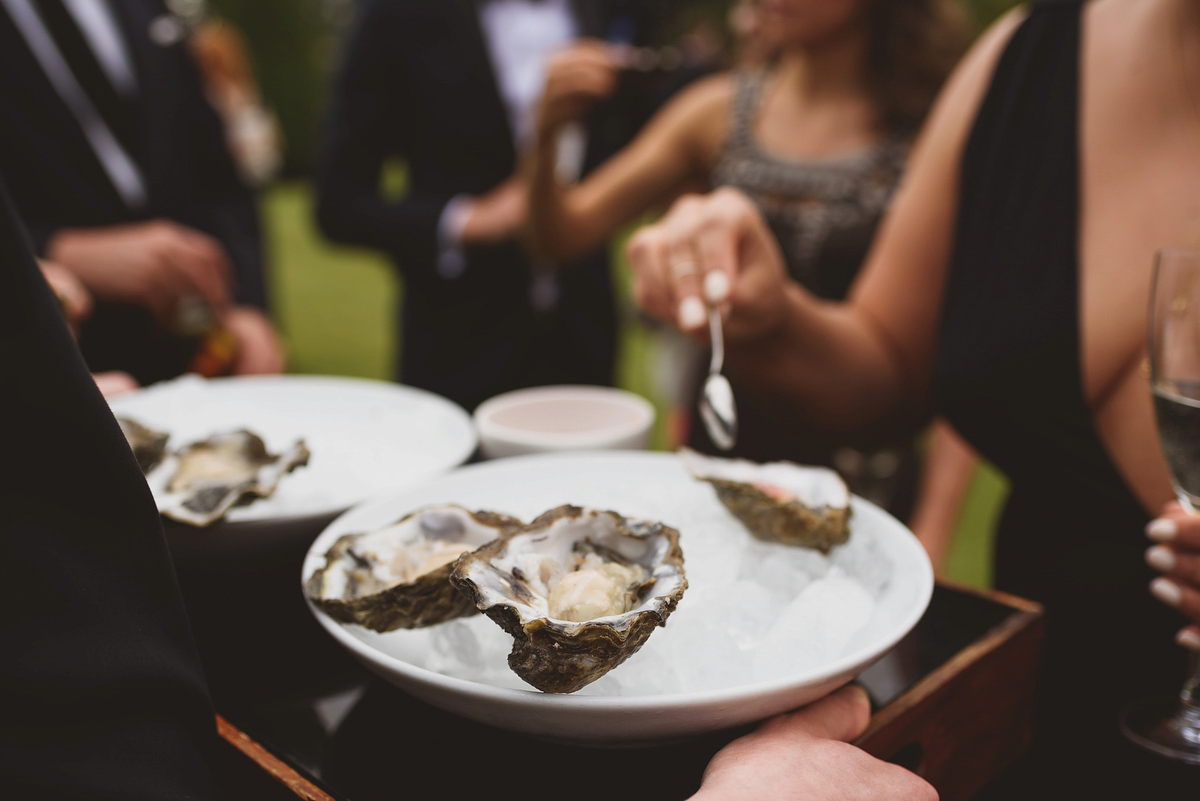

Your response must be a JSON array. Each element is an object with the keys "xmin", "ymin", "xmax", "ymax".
[
  {"xmin": 473, "ymin": 385, "xmax": 655, "ymax": 459},
  {"xmin": 108, "ymin": 374, "xmax": 477, "ymax": 545},
  {"xmin": 303, "ymin": 451, "xmax": 933, "ymax": 744}
]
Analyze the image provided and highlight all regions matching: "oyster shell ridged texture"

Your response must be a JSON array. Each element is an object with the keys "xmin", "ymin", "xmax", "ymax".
[
  {"xmin": 681, "ymin": 448, "xmax": 851, "ymax": 553},
  {"xmin": 306, "ymin": 506, "xmax": 523, "ymax": 632},
  {"xmin": 450, "ymin": 505, "xmax": 688, "ymax": 694},
  {"xmin": 162, "ymin": 430, "xmax": 310, "ymax": 526},
  {"xmin": 117, "ymin": 417, "xmax": 169, "ymax": 474}
]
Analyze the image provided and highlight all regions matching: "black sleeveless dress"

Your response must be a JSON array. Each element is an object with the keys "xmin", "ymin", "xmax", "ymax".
[
  {"xmin": 936, "ymin": 1, "xmax": 1198, "ymax": 794},
  {"xmin": 693, "ymin": 70, "xmax": 919, "ymax": 520}
]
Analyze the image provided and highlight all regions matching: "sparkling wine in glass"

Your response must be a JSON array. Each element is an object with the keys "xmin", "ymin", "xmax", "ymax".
[{"xmin": 1121, "ymin": 248, "xmax": 1200, "ymax": 763}]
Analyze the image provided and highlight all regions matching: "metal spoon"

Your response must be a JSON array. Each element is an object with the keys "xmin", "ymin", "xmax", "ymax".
[{"xmin": 698, "ymin": 304, "xmax": 738, "ymax": 450}]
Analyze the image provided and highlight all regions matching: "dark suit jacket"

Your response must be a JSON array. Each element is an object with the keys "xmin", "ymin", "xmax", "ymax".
[
  {"xmin": 0, "ymin": 173, "xmax": 222, "ymax": 798},
  {"xmin": 316, "ymin": 0, "xmax": 658, "ymax": 411},
  {"xmin": 0, "ymin": 0, "xmax": 266, "ymax": 382}
]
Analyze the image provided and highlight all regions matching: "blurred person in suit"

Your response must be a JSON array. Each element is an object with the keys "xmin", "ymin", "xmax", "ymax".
[
  {"xmin": 316, "ymin": 0, "xmax": 675, "ymax": 411},
  {"xmin": 0, "ymin": 0, "xmax": 284, "ymax": 386},
  {"xmin": 190, "ymin": 15, "xmax": 284, "ymax": 188}
]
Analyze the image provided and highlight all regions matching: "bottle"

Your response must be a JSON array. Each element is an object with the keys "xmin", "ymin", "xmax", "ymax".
[{"xmin": 174, "ymin": 295, "xmax": 238, "ymax": 377}]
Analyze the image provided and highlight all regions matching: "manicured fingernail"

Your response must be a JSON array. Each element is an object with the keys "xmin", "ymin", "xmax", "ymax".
[
  {"xmin": 704, "ymin": 271, "xmax": 730, "ymax": 303},
  {"xmin": 1177, "ymin": 630, "xmax": 1200, "ymax": 651},
  {"xmin": 678, "ymin": 296, "xmax": 706, "ymax": 329},
  {"xmin": 1147, "ymin": 545, "xmax": 1177, "ymax": 572},
  {"xmin": 1151, "ymin": 577, "xmax": 1183, "ymax": 608},
  {"xmin": 1147, "ymin": 518, "xmax": 1178, "ymax": 542}
]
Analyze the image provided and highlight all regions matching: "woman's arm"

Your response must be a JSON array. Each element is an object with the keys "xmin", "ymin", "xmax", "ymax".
[
  {"xmin": 528, "ymin": 47, "xmax": 732, "ymax": 265},
  {"xmin": 909, "ymin": 420, "xmax": 979, "ymax": 574},
  {"xmin": 626, "ymin": 11, "xmax": 1026, "ymax": 435}
]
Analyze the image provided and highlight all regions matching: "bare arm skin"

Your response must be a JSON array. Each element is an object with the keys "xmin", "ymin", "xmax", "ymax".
[
  {"xmin": 625, "ymin": 12, "xmax": 1026, "ymax": 436},
  {"xmin": 909, "ymin": 421, "xmax": 979, "ymax": 574},
  {"xmin": 527, "ymin": 59, "xmax": 732, "ymax": 265}
]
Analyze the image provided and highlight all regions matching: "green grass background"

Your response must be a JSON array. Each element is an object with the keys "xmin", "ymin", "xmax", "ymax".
[{"xmin": 264, "ymin": 181, "xmax": 1006, "ymax": 588}]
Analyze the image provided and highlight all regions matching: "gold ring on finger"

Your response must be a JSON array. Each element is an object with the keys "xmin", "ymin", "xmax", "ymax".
[{"xmin": 670, "ymin": 260, "xmax": 698, "ymax": 281}]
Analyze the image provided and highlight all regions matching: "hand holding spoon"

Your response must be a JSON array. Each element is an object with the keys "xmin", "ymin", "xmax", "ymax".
[{"xmin": 697, "ymin": 274, "xmax": 737, "ymax": 450}]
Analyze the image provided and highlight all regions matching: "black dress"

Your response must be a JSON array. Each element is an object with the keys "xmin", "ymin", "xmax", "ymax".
[
  {"xmin": 693, "ymin": 70, "xmax": 919, "ymax": 520},
  {"xmin": 935, "ymin": 1, "xmax": 1197, "ymax": 794}
]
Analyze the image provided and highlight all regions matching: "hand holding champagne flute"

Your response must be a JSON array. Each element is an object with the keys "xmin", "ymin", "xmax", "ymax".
[{"xmin": 1125, "ymin": 248, "xmax": 1200, "ymax": 763}]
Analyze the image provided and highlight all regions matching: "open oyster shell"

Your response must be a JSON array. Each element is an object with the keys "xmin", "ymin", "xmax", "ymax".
[
  {"xmin": 450, "ymin": 505, "xmax": 687, "ymax": 694},
  {"xmin": 307, "ymin": 505, "xmax": 523, "ymax": 632},
  {"xmin": 117, "ymin": 417, "xmax": 169, "ymax": 474},
  {"xmin": 681, "ymin": 448, "xmax": 851, "ymax": 553},
  {"xmin": 161, "ymin": 430, "xmax": 310, "ymax": 527}
]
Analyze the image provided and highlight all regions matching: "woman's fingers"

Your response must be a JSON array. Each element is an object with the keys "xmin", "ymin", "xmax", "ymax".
[
  {"xmin": 662, "ymin": 198, "xmax": 707, "ymax": 333},
  {"xmin": 1146, "ymin": 508, "xmax": 1200, "ymax": 549},
  {"xmin": 1176, "ymin": 625, "xmax": 1200, "ymax": 651},
  {"xmin": 1144, "ymin": 504, "xmax": 1200, "ymax": 627},
  {"xmin": 1148, "ymin": 574, "xmax": 1200, "ymax": 627},
  {"xmin": 1146, "ymin": 544, "xmax": 1200, "ymax": 587},
  {"xmin": 627, "ymin": 226, "xmax": 673, "ymax": 322},
  {"xmin": 627, "ymin": 188, "xmax": 789, "ymax": 342}
]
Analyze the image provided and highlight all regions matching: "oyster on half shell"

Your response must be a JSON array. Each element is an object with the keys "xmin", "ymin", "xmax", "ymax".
[
  {"xmin": 450, "ymin": 505, "xmax": 687, "ymax": 694},
  {"xmin": 161, "ymin": 430, "xmax": 310, "ymax": 526},
  {"xmin": 682, "ymin": 448, "xmax": 851, "ymax": 553},
  {"xmin": 117, "ymin": 417, "xmax": 169, "ymax": 474},
  {"xmin": 307, "ymin": 505, "xmax": 524, "ymax": 631}
]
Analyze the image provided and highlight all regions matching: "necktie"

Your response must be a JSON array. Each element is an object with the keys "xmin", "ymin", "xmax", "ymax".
[{"xmin": 32, "ymin": 0, "xmax": 144, "ymax": 166}]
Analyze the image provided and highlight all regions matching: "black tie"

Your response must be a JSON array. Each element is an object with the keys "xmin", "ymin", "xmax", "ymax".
[{"xmin": 32, "ymin": 0, "xmax": 144, "ymax": 166}]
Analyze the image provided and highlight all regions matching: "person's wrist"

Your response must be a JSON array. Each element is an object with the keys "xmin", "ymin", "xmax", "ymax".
[
  {"xmin": 727, "ymin": 281, "xmax": 801, "ymax": 352},
  {"xmin": 438, "ymin": 195, "xmax": 475, "ymax": 278},
  {"xmin": 441, "ymin": 196, "xmax": 476, "ymax": 245},
  {"xmin": 43, "ymin": 229, "xmax": 75, "ymax": 264},
  {"xmin": 535, "ymin": 113, "xmax": 568, "ymax": 153}
]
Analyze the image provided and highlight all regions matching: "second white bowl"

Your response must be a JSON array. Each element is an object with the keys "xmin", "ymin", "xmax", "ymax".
[{"xmin": 473, "ymin": 385, "xmax": 655, "ymax": 459}]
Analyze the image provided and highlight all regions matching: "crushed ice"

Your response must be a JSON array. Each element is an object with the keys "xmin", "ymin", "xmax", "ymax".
[{"xmin": 351, "ymin": 476, "xmax": 892, "ymax": 697}]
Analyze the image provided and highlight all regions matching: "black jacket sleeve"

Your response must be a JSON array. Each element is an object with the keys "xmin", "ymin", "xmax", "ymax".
[
  {"xmin": 314, "ymin": 0, "xmax": 451, "ymax": 276},
  {"xmin": 0, "ymin": 175, "xmax": 223, "ymax": 800}
]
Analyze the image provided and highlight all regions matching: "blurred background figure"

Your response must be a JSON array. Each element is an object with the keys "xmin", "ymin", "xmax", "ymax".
[
  {"xmin": 190, "ymin": 15, "xmax": 285, "ymax": 187},
  {"xmin": 526, "ymin": 0, "xmax": 970, "ymax": 525},
  {"xmin": 727, "ymin": 0, "xmax": 771, "ymax": 66},
  {"xmin": 0, "ymin": 0, "xmax": 284, "ymax": 386},
  {"xmin": 315, "ymin": 0, "xmax": 682, "ymax": 412}
]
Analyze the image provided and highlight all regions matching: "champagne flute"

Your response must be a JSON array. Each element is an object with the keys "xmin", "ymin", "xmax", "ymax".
[{"xmin": 1120, "ymin": 248, "xmax": 1200, "ymax": 763}]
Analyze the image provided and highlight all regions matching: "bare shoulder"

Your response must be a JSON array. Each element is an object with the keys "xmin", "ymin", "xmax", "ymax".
[
  {"xmin": 671, "ymin": 72, "xmax": 737, "ymax": 117},
  {"xmin": 931, "ymin": 7, "xmax": 1028, "ymax": 130},
  {"xmin": 652, "ymin": 72, "xmax": 736, "ymax": 166},
  {"xmin": 901, "ymin": 5, "xmax": 1029, "ymax": 173}
]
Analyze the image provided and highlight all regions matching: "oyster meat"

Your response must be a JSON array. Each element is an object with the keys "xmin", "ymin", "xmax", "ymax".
[
  {"xmin": 450, "ymin": 505, "xmax": 687, "ymax": 694},
  {"xmin": 682, "ymin": 448, "xmax": 851, "ymax": 553},
  {"xmin": 117, "ymin": 417, "xmax": 169, "ymax": 473},
  {"xmin": 307, "ymin": 505, "xmax": 523, "ymax": 631},
  {"xmin": 161, "ymin": 430, "xmax": 310, "ymax": 526}
]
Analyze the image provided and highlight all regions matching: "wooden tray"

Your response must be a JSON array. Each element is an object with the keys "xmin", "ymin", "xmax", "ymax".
[{"xmin": 214, "ymin": 581, "xmax": 1043, "ymax": 801}]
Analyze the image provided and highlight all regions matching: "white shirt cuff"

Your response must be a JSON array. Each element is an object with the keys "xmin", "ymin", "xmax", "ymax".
[{"xmin": 437, "ymin": 194, "xmax": 476, "ymax": 280}]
